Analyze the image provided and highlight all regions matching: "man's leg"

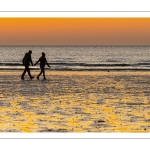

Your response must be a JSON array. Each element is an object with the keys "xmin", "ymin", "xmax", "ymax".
[
  {"xmin": 26, "ymin": 66, "xmax": 34, "ymax": 79},
  {"xmin": 21, "ymin": 66, "xmax": 27, "ymax": 79}
]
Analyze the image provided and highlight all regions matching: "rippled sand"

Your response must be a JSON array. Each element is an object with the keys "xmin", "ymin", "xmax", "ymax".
[{"xmin": 0, "ymin": 70, "xmax": 150, "ymax": 132}]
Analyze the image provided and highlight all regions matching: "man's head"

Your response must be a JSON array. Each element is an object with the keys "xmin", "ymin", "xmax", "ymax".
[{"xmin": 28, "ymin": 50, "xmax": 32, "ymax": 54}]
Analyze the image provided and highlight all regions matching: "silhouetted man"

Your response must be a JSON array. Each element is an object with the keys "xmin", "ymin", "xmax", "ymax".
[
  {"xmin": 34, "ymin": 52, "xmax": 50, "ymax": 80},
  {"xmin": 21, "ymin": 50, "xmax": 34, "ymax": 80}
]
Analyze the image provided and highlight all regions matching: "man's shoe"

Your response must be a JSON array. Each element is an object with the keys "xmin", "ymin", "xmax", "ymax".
[
  {"xmin": 44, "ymin": 77, "xmax": 46, "ymax": 80},
  {"xmin": 21, "ymin": 77, "xmax": 24, "ymax": 80},
  {"xmin": 30, "ymin": 76, "xmax": 34, "ymax": 80},
  {"xmin": 36, "ymin": 76, "xmax": 39, "ymax": 80}
]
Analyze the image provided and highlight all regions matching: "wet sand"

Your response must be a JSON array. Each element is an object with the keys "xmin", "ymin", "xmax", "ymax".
[{"xmin": 0, "ymin": 70, "xmax": 150, "ymax": 132}]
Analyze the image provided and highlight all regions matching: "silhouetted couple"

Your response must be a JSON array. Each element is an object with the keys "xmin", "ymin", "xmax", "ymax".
[{"xmin": 21, "ymin": 50, "xmax": 50, "ymax": 80}]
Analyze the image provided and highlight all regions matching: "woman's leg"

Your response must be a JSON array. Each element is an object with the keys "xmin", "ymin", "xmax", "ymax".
[
  {"xmin": 37, "ymin": 66, "xmax": 43, "ymax": 80},
  {"xmin": 38, "ymin": 71, "xmax": 43, "ymax": 77},
  {"xmin": 43, "ymin": 70, "xmax": 46, "ymax": 79},
  {"xmin": 41, "ymin": 66, "xmax": 46, "ymax": 79}
]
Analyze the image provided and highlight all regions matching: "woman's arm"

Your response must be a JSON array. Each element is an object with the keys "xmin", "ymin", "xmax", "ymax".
[
  {"xmin": 34, "ymin": 59, "xmax": 40, "ymax": 66},
  {"xmin": 45, "ymin": 58, "xmax": 50, "ymax": 67}
]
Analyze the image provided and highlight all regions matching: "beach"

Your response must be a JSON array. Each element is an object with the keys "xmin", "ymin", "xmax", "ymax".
[{"xmin": 0, "ymin": 70, "xmax": 150, "ymax": 132}]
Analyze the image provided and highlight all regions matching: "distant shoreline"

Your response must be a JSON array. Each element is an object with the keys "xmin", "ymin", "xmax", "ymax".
[{"xmin": 1, "ymin": 69, "xmax": 150, "ymax": 72}]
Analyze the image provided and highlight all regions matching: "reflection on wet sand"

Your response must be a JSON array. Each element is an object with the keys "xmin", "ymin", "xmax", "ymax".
[{"xmin": 0, "ymin": 71, "xmax": 150, "ymax": 132}]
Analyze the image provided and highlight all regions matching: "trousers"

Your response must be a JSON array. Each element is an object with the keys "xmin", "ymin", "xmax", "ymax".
[{"xmin": 21, "ymin": 65, "xmax": 32, "ymax": 78}]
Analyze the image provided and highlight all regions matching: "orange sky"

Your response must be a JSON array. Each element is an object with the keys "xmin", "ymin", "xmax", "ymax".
[{"xmin": 0, "ymin": 18, "xmax": 150, "ymax": 45}]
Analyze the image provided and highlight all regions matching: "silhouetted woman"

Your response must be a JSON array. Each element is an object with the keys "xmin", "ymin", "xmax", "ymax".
[{"xmin": 34, "ymin": 52, "xmax": 50, "ymax": 80}]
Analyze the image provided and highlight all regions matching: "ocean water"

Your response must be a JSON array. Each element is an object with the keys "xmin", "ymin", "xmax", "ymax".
[{"xmin": 0, "ymin": 45, "xmax": 150, "ymax": 70}]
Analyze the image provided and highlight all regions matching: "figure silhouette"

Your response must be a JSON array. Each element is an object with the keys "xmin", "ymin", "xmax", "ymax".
[
  {"xmin": 21, "ymin": 50, "xmax": 34, "ymax": 80},
  {"xmin": 34, "ymin": 52, "xmax": 50, "ymax": 80}
]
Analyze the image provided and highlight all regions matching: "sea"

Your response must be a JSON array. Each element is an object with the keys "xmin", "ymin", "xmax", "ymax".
[{"xmin": 0, "ymin": 45, "xmax": 150, "ymax": 71}]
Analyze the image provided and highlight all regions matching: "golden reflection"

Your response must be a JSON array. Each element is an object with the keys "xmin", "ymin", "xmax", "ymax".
[{"xmin": 0, "ymin": 71, "xmax": 150, "ymax": 132}]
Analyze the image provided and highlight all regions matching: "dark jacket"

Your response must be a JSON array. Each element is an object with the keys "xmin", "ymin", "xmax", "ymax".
[{"xmin": 22, "ymin": 53, "xmax": 33, "ymax": 66}]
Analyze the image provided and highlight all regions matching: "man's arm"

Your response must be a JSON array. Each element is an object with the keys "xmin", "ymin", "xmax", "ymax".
[
  {"xmin": 22, "ymin": 57, "xmax": 25, "ymax": 66},
  {"xmin": 29, "ymin": 55, "xmax": 33, "ymax": 66}
]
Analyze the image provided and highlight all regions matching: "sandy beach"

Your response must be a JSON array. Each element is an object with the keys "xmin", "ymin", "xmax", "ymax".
[{"xmin": 0, "ymin": 70, "xmax": 150, "ymax": 132}]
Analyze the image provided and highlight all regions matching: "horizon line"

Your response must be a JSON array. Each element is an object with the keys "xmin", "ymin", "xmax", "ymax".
[
  {"xmin": 1, "ymin": 11, "xmax": 150, "ymax": 12},
  {"xmin": 0, "ymin": 45, "xmax": 150, "ymax": 47}
]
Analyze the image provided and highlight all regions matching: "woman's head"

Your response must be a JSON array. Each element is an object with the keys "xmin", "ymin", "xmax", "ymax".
[{"xmin": 42, "ymin": 52, "xmax": 45, "ymax": 57}]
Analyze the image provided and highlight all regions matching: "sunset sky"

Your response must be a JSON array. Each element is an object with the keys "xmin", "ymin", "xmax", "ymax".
[{"xmin": 0, "ymin": 18, "xmax": 150, "ymax": 45}]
